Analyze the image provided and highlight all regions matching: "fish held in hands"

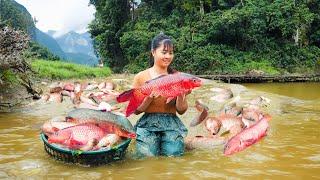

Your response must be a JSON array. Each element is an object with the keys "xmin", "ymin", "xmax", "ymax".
[{"xmin": 117, "ymin": 73, "xmax": 202, "ymax": 117}]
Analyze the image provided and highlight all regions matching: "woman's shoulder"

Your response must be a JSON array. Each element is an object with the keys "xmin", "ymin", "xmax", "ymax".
[
  {"xmin": 133, "ymin": 68, "xmax": 151, "ymax": 87},
  {"xmin": 134, "ymin": 69, "xmax": 151, "ymax": 80}
]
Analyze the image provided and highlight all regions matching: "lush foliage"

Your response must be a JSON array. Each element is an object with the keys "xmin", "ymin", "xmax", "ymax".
[
  {"xmin": 0, "ymin": 0, "xmax": 36, "ymax": 39},
  {"xmin": 24, "ymin": 42, "xmax": 60, "ymax": 61},
  {"xmin": 0, "ymin": 0, "xmax": 63, "ymax": 61},
  {"xmin": 89, "ymin": 0, "xmax": 320, "ymax": 75},
  {"xmin": 31, "ymin": 59, "xmax": 111, "ymax": 79},
  {"xmin": 0, "ymin": 26, "xmax": 31, "ymax": 85}
]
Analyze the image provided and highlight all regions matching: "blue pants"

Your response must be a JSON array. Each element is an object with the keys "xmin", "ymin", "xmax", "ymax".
[{"xmin": 134, "ymin": 113, "xmax": 188, "ymax": 157}]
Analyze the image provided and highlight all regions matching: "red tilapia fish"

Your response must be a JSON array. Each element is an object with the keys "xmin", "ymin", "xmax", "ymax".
[
  {"xmin": 66, "ymin": 109, "xmax": 136, "ymax": 139},
  {"xmin": 223, "ymin": 114, "xmax": 272, "ymax": 156},
  {"xmin": 48, "ymin": 123, "xmax": 107, "ymax": 150},
  {"xmin": 117, "ymin": 73, "xmax": 202, "ymax": 117}
]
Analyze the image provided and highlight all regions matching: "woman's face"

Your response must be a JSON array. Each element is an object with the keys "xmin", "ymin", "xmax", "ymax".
[{"xmin": 152, "ymin": 43, "xmax": 174, "ymax": 68}]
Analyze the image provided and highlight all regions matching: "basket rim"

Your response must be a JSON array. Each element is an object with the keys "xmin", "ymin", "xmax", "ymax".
[{"xmin": 40, "ymin": 133, "xmax": 131, "ymax": 155}]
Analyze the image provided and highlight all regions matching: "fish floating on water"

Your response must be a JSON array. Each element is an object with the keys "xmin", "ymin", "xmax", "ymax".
[
  {"xmin": 189, "ymin": 99, "xmax": 209, "ymax": 127},
  {"xmin": 223, "ymin": 114, "xmax": 272, "ymax": 156},
  {"xmin": 117, "ymin": 73, "xmax": 202, "ymax": 117}
]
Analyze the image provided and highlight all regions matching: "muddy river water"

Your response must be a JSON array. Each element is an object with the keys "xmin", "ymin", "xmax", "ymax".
[{"xmin": 0, "ymin": 79, "xmax": 319, "ymax": 179}]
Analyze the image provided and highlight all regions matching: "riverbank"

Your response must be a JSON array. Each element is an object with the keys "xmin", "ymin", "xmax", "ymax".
[
  {"xmin": 0, "ymin": 74, "xmax": 132, "ymax": 112},
  {"xmin": 198, "ymin": 74, "xmax": 320, "ymax": 83}
]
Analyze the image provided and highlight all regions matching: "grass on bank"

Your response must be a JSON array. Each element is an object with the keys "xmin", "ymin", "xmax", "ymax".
[{"xmin": 31, "ymin": 59, "xmax": 112, "ymax": 79}]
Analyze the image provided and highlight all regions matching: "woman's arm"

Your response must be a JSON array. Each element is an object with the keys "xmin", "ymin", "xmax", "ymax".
[
  {"xmin": 135, "ymin": 94, "xmax": 155, "ymax": 114},
  {"xmin": 176, "ymin": 90, "xmax": 191, "ymax": 115},
  {"xmin": 133, "ymin": 73, "xmax": 156, "ymax": 115}
]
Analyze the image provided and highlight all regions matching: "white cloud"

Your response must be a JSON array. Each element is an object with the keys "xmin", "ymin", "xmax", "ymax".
[{"xmin": 15, "ymin": 0, "xmax": 95, "ymax": 36}]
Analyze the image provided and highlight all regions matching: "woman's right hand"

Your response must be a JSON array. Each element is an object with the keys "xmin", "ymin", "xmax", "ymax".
[
  {"xmin": 148, "ymin": 91, "xmax": 160, "ymax": 99},
  {"xmin": 135, "ymin": 91, "xmax": 159, "ymax": 114}
]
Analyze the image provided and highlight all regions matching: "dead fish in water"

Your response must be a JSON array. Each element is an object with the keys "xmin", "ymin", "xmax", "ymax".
[
  {"xmin": 63, "ymin": 83, "xmax": 75, "ymax": 92},
  {"xmin": 48, "ymin": 93, "xmax": 63, "ymax": 103},
  {"xmin": 205, "ymin": 114, "xmax": 244, "ymax": 136},
  {"xmin": 61, "ymin": 90, "xmax": 72, "ymax": 97},
  {"xmin": 84, "ymin": 83, "xmax": 98, "ymax": 91},
  {"xmin": 204, "ymin": 117, "xmax": 222, "ymax": 136},
  {"xmin": 249, "ymin": 96, "xmax": 271, "ymax": 107},
  {"xmin": 48, "ymin": 123, "xmax": 106, "ymax": 151},
  {"xmin": 76, "ymin": 102, "xmax": 113, "ymax": 112},
  {"xmin": 224, "ymin": 114, "xmax": 272, "ymax": 156},
  {"xmin": 220, "ymin": 102, "xmax": 243, "ymax": 116},
  {"xmin": 241, "ymin": 108, "xmax": 263, "ymax": 128},
  {"xmin": 184, "ymin": 135, "xmax": 226, "ymax": 150},
  {"xmin": 66, "ymin": 108, "xmax": 136, "ymax": 138},
  {"xmin": 49, "ymin": 87, "xmax": 63, "ymax": 93},
  {"xmin": 210, "ymin": 87, "xmax": 233, "ymax": 103},
  {"xmin": 98, "ymin": 81, "xmax": 116, "ymax": 91},
  {"xmin": 117, "ymin": 73, "xmax": 202, "ymax": 117},
  {"xmin": 189, "ymin": 99, "xmax": 209, "ymax": 127}
]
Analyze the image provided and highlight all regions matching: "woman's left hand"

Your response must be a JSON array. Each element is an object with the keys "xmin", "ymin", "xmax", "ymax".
[
  {"xmin": 176, "ymin": 90, "xmax": 191, "ymax": 114},
  {"xmin": 177, "ymin": 90, "xmax": 192, "ymax": 100}
]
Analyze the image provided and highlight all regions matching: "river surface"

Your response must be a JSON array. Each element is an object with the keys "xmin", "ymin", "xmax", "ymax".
[{"xmin": 0, "ymin": 79, "xmax": 319, "ymax": 179}]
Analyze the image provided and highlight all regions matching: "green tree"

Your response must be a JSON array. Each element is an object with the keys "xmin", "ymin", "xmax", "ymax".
[{"xmin": 89, "ymin": 0, "xmax": 131, "ymax": 72}]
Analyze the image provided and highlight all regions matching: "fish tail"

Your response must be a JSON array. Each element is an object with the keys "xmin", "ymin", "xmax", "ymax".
[
  {"xmin": 116, "ymin": 89, "xmax": 134, "ymax": 103},
  {"xmin": 125, "ymin": 90, "xmax": 146, "ymax": 117},
  {"xmin": 126, "ymin": 132, "xmax": 137, "ymax": 139}
]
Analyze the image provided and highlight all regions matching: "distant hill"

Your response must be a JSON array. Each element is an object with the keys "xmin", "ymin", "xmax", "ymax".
[
  {"xmin": 35, "ymin": 28, "xmax": 66, "ymax": 59},
  {"xmin": 1, "ymin": 0, "xmax": 98, "ymax": 66},
  {"xmin": 52, "ymin": 31, "xmax": 98, "ymax": 65},
  {"xmin": 64, "ymin": 52, "xmax": 98, "ymax": 66}
]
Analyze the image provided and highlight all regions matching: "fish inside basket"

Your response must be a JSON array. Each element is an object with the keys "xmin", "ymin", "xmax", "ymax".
[{"xmin": 40, "ymin": 133, "xmax": 131, "ymax": 166}]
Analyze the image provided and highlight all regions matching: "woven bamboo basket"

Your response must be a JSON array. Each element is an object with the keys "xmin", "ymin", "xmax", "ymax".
[{"xmin": 40, "ymin": 133, "xmax": 131, "ymax": 166}]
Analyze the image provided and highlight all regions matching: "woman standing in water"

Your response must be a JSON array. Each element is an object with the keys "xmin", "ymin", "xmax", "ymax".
[{"xmin": 133, "ymin": 32, "xmax": 191, "ymax": 157}]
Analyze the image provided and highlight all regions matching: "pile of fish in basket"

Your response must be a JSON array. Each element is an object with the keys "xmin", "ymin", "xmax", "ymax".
[{"xmin": 40, "ymin": 108, "xmax": 136, "ymax": 166}]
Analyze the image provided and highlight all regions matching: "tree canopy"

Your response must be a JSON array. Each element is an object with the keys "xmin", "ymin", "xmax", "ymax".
[{"xmin": 90, "ymin": 0, "xmax": 320, "ymax": 74}]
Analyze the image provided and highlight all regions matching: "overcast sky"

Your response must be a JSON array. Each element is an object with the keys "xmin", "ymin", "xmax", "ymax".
[{"xmin": 15, "ymin": 0, "xmax": 95, "ymax": 36}]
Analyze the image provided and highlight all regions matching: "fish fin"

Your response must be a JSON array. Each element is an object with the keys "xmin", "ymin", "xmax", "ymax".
[
  {"xmin": 125, "ymin": 132, "xmax": 137, "ymax": 139},
  {"xmin": 145, "ymin": 74, "xmax": 167, "ymax": 84},
  {"xmin": 243, "ymin": 138, "xmax": 256, "ymax": 146},
  {"xmin": 166, "ymin": 97, "xmax": 175, "ymax": 104},
  {"xmin": 190, "ymin": 109, "xmax": 208, "ymax": 127},
  {"xmin": 125, "ymin": 91, "xmax": 146, "ymax": 117},
  {"xmin": 69, "ymin": 139, "xmax": 84, "ymax": 148},
  {"xmin": 117, "ymin": 89, "xmax": 134, "ymax": 103}
]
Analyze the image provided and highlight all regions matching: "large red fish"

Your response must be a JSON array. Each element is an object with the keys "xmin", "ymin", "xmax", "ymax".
[
  {"xmin": 66, "ymin": 109, "xmax": 136, "ymax": 139},
  {"xmin": 117, "ymin": 73, "xmax": 202, "ymax": 117},
  {"xmin": 48, "ymin": 123, "xmax": 106, "ymax": 150},
  {"xmin": 223, "ymin": 114, "xmax": 272, "ymax": 156}
]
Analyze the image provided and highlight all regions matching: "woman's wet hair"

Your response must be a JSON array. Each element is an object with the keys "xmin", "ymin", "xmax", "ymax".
[{"xmin": 149, "ymin": 32, "xmax": 175, "ymax": 74}]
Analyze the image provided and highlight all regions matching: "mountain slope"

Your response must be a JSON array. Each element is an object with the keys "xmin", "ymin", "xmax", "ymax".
[
  {"xmin": 53, "ymin": 31, "xmax": 98, "ymax": 65},
  {"xmin": 56, "ymin": 31, "xmax": 96, "ymax": 57},
  {"xmin": 35, "ymin": 28, "xmax": 66, "ymax": 59}
]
